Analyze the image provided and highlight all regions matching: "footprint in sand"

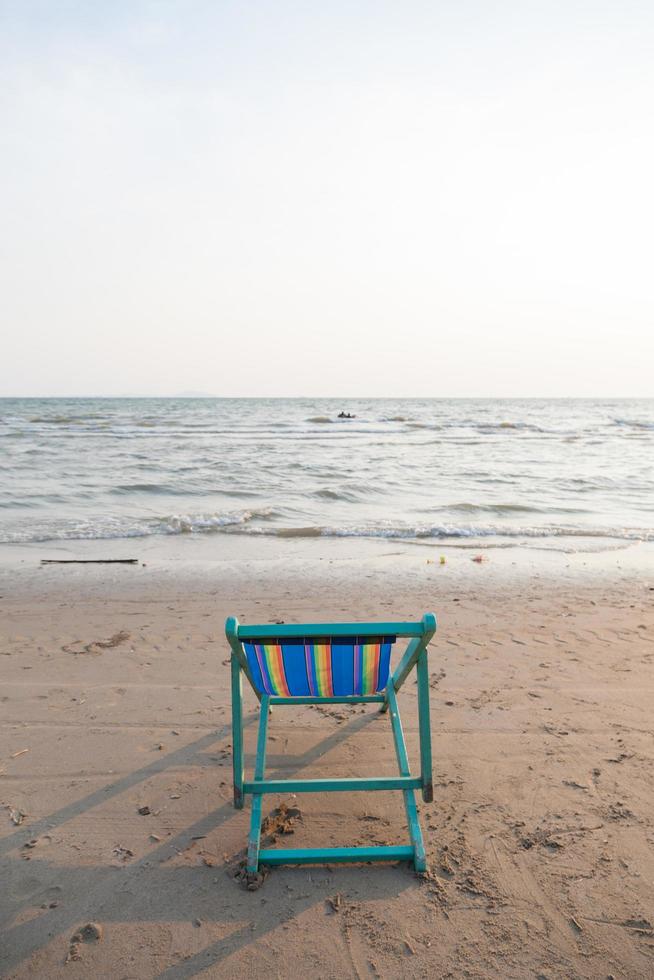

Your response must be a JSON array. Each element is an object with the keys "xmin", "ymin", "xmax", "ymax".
[{"xmin": 62, "ymin": 632, "xmax": 130, "ymax": 655}]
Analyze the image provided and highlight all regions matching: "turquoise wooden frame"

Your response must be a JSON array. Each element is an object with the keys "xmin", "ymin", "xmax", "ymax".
[{"xmin": 225, "ymin": 613, "xmax": 437, "ymax": 873}]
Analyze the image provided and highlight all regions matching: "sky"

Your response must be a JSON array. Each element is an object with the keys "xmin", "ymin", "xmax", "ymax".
[{"xmin": 1, "ymin": 1, "xmax": 653, "ymax": 397}]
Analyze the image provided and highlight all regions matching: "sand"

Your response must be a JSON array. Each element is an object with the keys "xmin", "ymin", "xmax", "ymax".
[{"xmin": 1, "ymin": 542, "xmax": 654, "ymax": 978}]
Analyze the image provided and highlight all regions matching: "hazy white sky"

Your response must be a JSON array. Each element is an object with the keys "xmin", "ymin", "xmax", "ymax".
[{"xmin": 1, "ymin": 1, "xmax": 653, "ymax": 397}]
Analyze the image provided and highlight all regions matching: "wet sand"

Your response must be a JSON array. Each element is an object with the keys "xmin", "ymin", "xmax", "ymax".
[{"xmin": 1, "ymin": 543, "xmax": 654, "ymax": 978}]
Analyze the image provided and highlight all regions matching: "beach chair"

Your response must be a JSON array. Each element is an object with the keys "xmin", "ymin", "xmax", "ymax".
[{"xmin": 225, "ymin": 613, "xmax": 437, "ymax": 873}]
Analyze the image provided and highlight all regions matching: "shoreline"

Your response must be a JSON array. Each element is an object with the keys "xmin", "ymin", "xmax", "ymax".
[{"xmin": 1, "ymin": 534, "xmax": 653, "ymax": 601}]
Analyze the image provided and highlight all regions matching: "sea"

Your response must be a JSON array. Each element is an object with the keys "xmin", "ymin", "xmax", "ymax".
[{"xmin": 1, "ymin": 398, "xmax": 653, "ymax": 553}]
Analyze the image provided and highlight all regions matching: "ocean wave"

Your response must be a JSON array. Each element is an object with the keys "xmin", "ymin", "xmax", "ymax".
[
  {"xmin": 307, "ymin": 416, "xmax": 333, "ymax": 424},
  {"xmin": 613, "ymin": 418, "xmax": 654, "ymax": 430},
  {"xmin": 313, "ymin": 487, "xmax": 362, "ymax": 502},
  {"xmin": 3, "ymin": 515, "xmax": 652, "ymax": 545},
  {"xmin": 441, "ymin": 502, "xmax": 587, "ymax": 515},
  {"xmin": 272, "ymin": 523, "xmax": 654, "ymax": 542},
  {"xmin": 161, "ymin": 511, "xmax": 263, "ymax": 533},
  {"xmin": 110, "ymin": 483, "xmax": 181, "ymax": 494},
  {"xmin": 477, "ymin": 421, "xmax": 546, "ymax": 433},
  {"xmin": 28, "ymin": 413, "xmax": 108, "ymax": 424},
  {"xmin": 403, "ymin": 420, "xmax": 550, "ymax": 434},
  {"xmin": 0, "ymin": 497, "xmax": 67, "ymax": 509},
  {"xmin": 302, "ymin": 523, "xmax": 654, "ymax": 541},
  {"xmin": 0, "ymin": 508, "xmax": 275, "ymax": 544}
]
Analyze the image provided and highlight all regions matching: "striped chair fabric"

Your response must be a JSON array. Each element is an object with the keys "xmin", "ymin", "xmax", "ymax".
[{"xmin": 243, "ymin": 636, "xmax": 396, "ymax": 697}]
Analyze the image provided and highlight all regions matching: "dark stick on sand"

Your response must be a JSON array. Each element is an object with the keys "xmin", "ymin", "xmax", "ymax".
[{"xmin": 40, "ymin": 559, "xmax": 139, "ymax": 564}]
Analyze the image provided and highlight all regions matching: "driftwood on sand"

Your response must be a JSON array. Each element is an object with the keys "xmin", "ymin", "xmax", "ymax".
[{"xmin": 40, "ymin": 559, "xmax": 139, "ymax": 564}]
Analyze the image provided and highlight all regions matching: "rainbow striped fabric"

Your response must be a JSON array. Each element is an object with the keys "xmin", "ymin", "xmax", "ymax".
[{"xmin": 242, "ymin": 636, "xmax": 396, "ymax": 697}]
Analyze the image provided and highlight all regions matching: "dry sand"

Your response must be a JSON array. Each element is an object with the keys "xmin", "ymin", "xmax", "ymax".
[{"xmin": 1, "ymin": 543, "xmax": 654, "ymax": 978}]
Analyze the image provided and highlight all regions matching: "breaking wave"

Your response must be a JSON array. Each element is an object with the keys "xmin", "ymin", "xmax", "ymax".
[
  {"xmin": 265, "ymin": 523, "xmax": 654, "ymax": 542},
  {"xmin": 0, "ymin": 508, "xmax": 275, "ymax": 544},
  {"xmin": 3, "ymin": 514, "xmax": 652, "ymax": 545}
]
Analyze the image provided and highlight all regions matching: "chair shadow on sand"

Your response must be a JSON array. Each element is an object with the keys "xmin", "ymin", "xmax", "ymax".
[{"xmin": 2, "ymin": 708, "xmax": 418, "ymax": 978}]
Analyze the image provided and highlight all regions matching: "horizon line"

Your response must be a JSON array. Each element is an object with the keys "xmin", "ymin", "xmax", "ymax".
[{"xmin": 1, "ymin": 394, "xmax": 653, "ymax": 401}]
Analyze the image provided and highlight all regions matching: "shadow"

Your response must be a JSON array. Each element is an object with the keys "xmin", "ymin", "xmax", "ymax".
[
  {"xmin": 262, "ymin": 705, "xmax": 385, "ymax": 772},
  {"xmin": 0, "ymin": 716, "xmax": 257, "ymax": 860},
  {"xmin": 2, "ymin": 706, "xmax": 415, "ymax": 977},
  {"xmin": 3, "ymin": 845, "xmax": 413, "ymax": 977},
  {"xmin": 154, "ymin": 863, "xmax": 414, "ymax": 980}
]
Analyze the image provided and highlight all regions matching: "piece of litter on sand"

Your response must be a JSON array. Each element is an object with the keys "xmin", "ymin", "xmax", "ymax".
[
  {"xmin": 261, "ymin": 802, "xmax": 302, "ymax": 840},
  {"xmin": 570, "ymin": 916, "xmax": 583, "ymax": 933},
  {"xmin": 10, "ymin": 749, "xmax": 29, "ymax": 759},
  {"xmin": 137, "ymin": 805, "xmax": 152, "ymax": 816},
  {"xmin": 149, "ymin": 834, "xmax": 162, "ymax": 842},
  {"xmin": 404, "ymin": 939, "xmax": 416, "ymax": 955},
  {"xmin": 472, "ymin": 554, "xmax": 488, "ymax": 563},
  {"xmin": 326, "ymin": 893, "xmax": 342, "ymax": 913},
  {"xmin": 5, "ymin": 806, "xmax": 26, "ymax": 825}
]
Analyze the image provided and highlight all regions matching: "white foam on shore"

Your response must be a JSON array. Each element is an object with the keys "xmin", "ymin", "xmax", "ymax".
[{"xmin": 1, "ymin": 513, "xmax": 652, "ymax": 545}]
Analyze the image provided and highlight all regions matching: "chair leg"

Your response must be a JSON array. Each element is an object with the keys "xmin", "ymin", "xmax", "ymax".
[
  {"xmin": 247, "ymin": 796, "xmax": 263, "ymax": 872},
  {"xmin": 416, "ymin": 649, "xmax": 433, "ymax": 802},
  {"xmin": 246, "ymin": 696, "xmax": 270, "ymax": 873},
  {"xmin": 231, "ymin": 657, "xmax": 244, "ymax": 809},
  {"xmin": 386, "ymin": 684, "xmax": 427, "ymax": 872}
]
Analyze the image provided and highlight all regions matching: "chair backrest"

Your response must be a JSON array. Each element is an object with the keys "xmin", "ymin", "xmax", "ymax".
[{"xmin": 242, "ymin": 635, "xmax": 397, "ymax": 697}]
